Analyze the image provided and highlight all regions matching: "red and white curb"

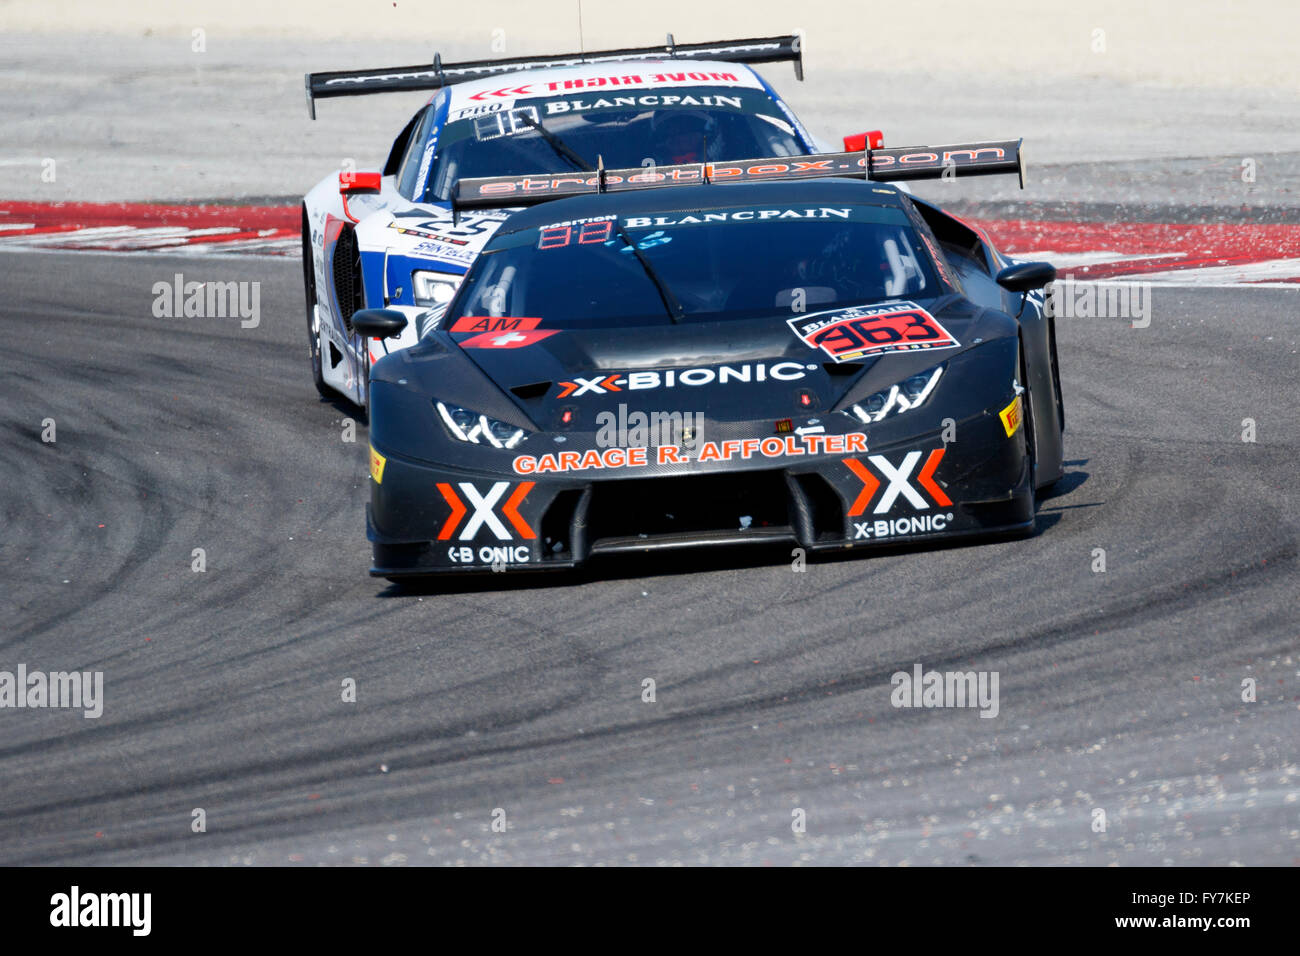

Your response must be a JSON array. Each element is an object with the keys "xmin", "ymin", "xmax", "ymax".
[
  {"xmin": 2, "ymin": 202, "xmax": 1298, "ymax": 287},
  {"xmin": 0, "ymin": 202, "xmax": 299, "ymax": 256},
  {"xmin": 982, "ymin": 219, "xmax": 1300, "ymax": 288}
]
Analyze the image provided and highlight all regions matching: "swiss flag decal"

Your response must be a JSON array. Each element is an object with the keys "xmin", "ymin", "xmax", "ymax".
[{"xmin": 458, "ymin": 329, "xmax": 557, "ymax": 349}]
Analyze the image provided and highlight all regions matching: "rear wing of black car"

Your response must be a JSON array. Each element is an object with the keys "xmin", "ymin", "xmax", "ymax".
[
  {"xmin": 451, "ymin": 140, "xmax": 1025, "ymax": 214},
  {"xmin": 305, "ymin": 34, "xmax": 803, "ymax": 119}
]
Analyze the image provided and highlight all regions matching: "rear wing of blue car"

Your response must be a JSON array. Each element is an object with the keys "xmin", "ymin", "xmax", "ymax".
[
  {"xmin": 450, "ymin": 140, "xmax": 1026, "ymax": 215},
  {"xmin": 306, "ymin": 34, "xmax": 803, "ymax": 118}
]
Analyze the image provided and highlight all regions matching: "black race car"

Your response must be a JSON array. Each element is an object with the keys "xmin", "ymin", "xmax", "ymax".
[{"xmin": 355, "ymin": 141, "xmax": 1063, "ymax": 578}]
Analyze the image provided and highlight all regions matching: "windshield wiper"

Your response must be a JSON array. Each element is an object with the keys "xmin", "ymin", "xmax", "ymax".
[
  {"xmin": 516, "ymin": 114, "xmax": 595, "ymax": 172},
  {"xmin": 615, "ymin": 221, "xmax": 685, "ymax": 324}
]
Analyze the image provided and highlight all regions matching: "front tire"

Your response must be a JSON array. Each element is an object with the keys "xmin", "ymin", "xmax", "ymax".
[
  {"xmin": 1019, "ymin": 337, "xmax": 1038, "ymax": 498},
  {"xmin": 1037, "ymin": 312, "xmax": 1066, "ymax": 491},
  {"xmin": 359, "ymin": 348, "xmax": 371, "ymax": 426},
  {"xmin": 302, "ymin": 208, "xmax": 331, "ymax": 399}
]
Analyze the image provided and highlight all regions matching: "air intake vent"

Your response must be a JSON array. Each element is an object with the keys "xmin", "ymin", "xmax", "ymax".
[
  {"xmin": 510, "ymin": 381, "xmax": 551, "ymax": 400},
  {"xmin": 332, "ymin": 227, "xmax": 364, "ymax": 332},
  {"xmin": 587, "ymin": 471, "xmax": 792, "ymax": 541}
]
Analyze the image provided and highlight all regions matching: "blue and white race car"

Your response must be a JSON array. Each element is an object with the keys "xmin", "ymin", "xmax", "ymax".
[{"xmin": 299, "ymin": 34, "xmax": 875, "ymax": 412}]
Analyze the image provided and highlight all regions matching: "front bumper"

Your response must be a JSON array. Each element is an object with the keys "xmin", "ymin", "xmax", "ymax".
[{"xmin": 367, "ymin": 402, "xmax": 1033, "ymax": 577}]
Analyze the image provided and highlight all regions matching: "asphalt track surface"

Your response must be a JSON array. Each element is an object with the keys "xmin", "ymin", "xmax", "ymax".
[{"xmin": 1, "ymin": 250, "xmax": 1297, "ymax": 865}]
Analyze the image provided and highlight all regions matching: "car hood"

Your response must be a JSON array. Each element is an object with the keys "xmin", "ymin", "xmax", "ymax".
[{"xmin": 438, "ymin": 295, "xmax": 1013, "ymax": 429}]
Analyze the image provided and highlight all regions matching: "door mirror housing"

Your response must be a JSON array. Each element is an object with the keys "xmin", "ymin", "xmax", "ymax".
[
  {"xmin": 996, "ymin": 261, "xmax": 1056, "ymax": 293},
  {"xmin": 351, "ymin": 309, "xmax": 407, "ymax": 339}
]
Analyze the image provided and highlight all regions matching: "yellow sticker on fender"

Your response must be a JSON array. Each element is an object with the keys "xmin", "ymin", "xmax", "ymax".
[
  {"xmin": 369, "ymin": 446, "xmax": 387, "ymax": 484},
  {"xmin": 999, "ymin": 396, "xmax": 1023, "ymax": 437}
]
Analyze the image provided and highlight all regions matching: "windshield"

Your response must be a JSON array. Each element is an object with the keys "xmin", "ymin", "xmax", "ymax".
[
  {"xmin": 448, "ymin": 203, "xmax": 943, "ymax": 328},
  {"xmin": 425, "ymin": 87, "xmax": 806, "ymax": 202}
]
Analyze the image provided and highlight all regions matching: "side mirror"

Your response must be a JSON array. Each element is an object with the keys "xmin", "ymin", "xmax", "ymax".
[
  {"xmin": 339, "ymin": 171, "xmax": 381, "ymax": 195},
  {"xmin": 843, "ymin": 130, "xmax": 884, "ymax": 152},
  {"xmin": 996, "ymin": 261, "xmax": 1056, "ymax": 293},
  {"xmin": 351, "ymin": 309, "xmax": 407, "ymax": 339}
]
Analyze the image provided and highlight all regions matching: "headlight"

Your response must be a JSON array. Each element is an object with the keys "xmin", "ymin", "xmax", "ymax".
[
  {"xmin": 435, "ymin": 401, "xmax": 527, "ymax": 449},
  {"xmin": 412, "ymin": 271, "xmax": 462, "ymax": 307},
  {"xmin": 845, "ymin": 366, "xmax": 943, "ymax": 424}
]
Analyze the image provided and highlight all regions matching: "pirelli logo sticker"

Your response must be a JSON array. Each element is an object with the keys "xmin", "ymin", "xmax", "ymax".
[
  {"xmin": 369, "ymin": 446, "xmax": 387, "ymax": 484},
  {"xmin": 999, "ymin": 395, "xmax": 1023, "ymax": 437},
  {"xmin": 788, "ymin": 301, "xmax": 960, "ymax": 363}
]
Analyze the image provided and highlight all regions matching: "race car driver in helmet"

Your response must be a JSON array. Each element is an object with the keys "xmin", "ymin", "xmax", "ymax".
[{"xmin": 652, "ymin": 111, "xmax": 717, "ymax": 165}]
